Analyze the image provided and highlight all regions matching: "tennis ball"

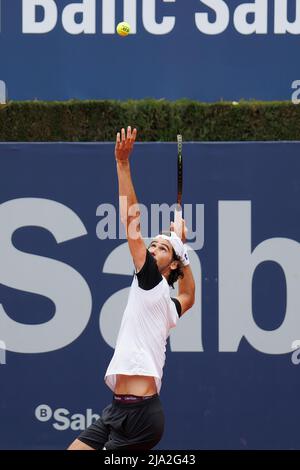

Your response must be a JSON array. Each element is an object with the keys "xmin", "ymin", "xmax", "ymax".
[{"xmin": 117, "ymin": 22, "xmax": 131, "ymax": 37}]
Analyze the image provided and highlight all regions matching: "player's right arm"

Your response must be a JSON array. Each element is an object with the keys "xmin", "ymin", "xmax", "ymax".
[
  {"xmin": 171, "ymin": 220, "xmax": 195, "ymax": 315},
  {"xmin": 177, "ymin": 265, "xmax": 195, "ymax": 315},
  {"xmin": 115, "ymin": 126, "xmax": 147, "ymax": 272}
]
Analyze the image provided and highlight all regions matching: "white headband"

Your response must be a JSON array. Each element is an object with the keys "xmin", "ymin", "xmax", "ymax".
[{"xmin": 154, "ymin": 232, "xmax": 189, "ymax": 266}]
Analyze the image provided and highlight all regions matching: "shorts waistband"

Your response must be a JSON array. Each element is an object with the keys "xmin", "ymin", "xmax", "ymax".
[{"xmin": 113, "ymin": 393, "xmax": 159, "ymax": 407}]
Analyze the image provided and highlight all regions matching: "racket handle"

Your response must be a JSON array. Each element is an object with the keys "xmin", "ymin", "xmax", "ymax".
[{"xmin": 174, "ymin": 207, "xmax": 183, "ymax": 239}]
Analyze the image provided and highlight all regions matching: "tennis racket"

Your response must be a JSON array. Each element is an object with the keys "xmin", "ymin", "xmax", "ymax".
[{"xmin": 174, "ymin": 134, "xmax": 183, "ymax": 238}]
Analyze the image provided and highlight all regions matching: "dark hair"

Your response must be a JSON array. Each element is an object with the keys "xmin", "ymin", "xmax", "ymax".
[{"xmin": 167, "ymin": 248, "xmax": 184, "ymax": 288}]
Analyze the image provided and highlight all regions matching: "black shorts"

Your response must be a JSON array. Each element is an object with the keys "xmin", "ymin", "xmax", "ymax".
[{"xmin": 78, "ymin": 395, "xmax": 164, "ymax": 450}]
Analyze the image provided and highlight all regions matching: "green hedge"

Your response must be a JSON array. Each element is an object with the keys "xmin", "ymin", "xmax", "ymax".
[{"xmin": 0, "ymin": 99, "xmax": 299, "ymax": 141}]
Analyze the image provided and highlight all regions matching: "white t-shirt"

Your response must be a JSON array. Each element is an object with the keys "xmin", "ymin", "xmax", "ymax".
[{"xmin": 104, "ymin": 250, "xmax": 181, "ymax": 394}]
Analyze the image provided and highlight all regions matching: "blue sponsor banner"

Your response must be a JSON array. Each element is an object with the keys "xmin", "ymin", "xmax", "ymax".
[
  {"xmin": 1, "ymin": 141, "xmax": 300, "ymax": 449},
  {"xmin": 0, "ymin": 1, "xmax": 300, "ymax": 101}
]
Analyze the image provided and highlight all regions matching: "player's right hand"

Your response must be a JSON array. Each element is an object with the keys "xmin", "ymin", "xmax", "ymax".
[
  {"xmin": 115, "ymin": 126, "xmax": 137, "ymax": 162},
  {"xmin": 170, "ymin": 219, "xmax": 188, "ymax": 243}
]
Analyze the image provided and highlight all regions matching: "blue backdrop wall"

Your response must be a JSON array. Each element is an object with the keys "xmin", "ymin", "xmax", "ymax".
[
  {"xmin": 1, "ymin": 0, "xmax": 300, "ymax": 101},
  {"xmin": 0, "ymin": 141, "xmax": 300, "ymax": 449}
]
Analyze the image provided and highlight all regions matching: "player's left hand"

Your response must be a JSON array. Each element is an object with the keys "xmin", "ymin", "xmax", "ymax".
[{"xmin": 115, "ymin": 126, "xmax": 137, "ymax": 162}]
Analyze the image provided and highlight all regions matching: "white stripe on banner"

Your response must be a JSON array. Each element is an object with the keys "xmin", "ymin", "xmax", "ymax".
[{"xmin": 0, "ymin": 80, "xmax": 7, "ymax": 104}]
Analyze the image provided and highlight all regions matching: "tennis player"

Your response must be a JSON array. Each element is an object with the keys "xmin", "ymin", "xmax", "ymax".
[{"xmin": 68, "ymin": 127, "xmax": 195, "ymax": 450}]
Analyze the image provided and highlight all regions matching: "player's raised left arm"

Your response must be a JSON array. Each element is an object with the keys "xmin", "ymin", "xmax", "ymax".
[{"xmin": 115, "ymin": 126, "xmax": 146, "ymax": 271}]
